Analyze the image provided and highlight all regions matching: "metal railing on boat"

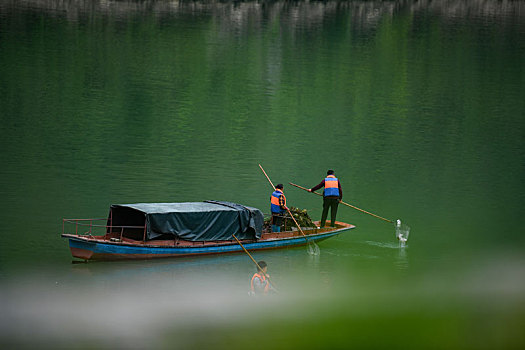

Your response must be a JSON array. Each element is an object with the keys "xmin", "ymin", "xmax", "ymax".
[{"xmin": 62, "ymin": 218, "xmax": 147, "ymax": 242}]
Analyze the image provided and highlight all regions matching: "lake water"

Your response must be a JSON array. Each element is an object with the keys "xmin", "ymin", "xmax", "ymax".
[{"xmin": 1, "ymin": 1, "xmax": 524, "ymax": 348}]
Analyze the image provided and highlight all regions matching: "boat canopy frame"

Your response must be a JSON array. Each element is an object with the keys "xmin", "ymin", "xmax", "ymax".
[{"xmin": 63, "ymin": 201, "xmax": 264, "ymax": 242}]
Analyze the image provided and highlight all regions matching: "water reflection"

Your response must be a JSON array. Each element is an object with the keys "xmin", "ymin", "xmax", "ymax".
[
  {"xmin": 1, "ymin": 0, "xmax": 524, "ymax": 348},
  {"xmin": 361, "ymin": 239, "xmax": 409, "ymax": 272},
  {"xmin": 396, "ymin": 245, "xmax": 408, "ymax": 271},
  {"xmin": 3, "ymin": 0, "xmax": 523, "ymax": 27}
]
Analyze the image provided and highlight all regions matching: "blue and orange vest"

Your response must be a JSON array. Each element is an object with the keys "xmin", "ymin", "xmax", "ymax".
[
  {"xmin": 324, "ymin": 175, "xmax": 340, "ymax": 197},
  {"xmin": 271, "ymin": 189, "xmax": 286, "ymax": 214},
  {"xmin": 251, "ymin": 272, "xmax": 269, "ymax": 294}
]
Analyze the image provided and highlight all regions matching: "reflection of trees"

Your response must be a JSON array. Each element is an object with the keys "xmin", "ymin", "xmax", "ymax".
[
  {"xmin": 411, "ymin": 0, "xmax": 524, "ymax": 21},
  {"xmin": 2, "ymin": 1, "xmax": 523, "ymax": 29},
  {"xmin": 2, "ymin": 0, "xmax": 523, "ymax": 210}
]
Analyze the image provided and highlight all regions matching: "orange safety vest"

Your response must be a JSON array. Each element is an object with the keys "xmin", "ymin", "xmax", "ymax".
[
  {"xmin": 251, "ymin": 272, "xmax": 269, "ymax": 294},
  {"xmin": 324, "ymin": 175, "xmax": 340, "ymax": 197},
  {"xmin": 270, "ymin": 189, "xmax": 286, "ymax": 214}
]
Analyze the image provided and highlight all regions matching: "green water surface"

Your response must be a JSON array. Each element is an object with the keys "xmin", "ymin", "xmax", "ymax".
[{"xmin": 0, "ymin": 1, "xmax": 524, "ymax": 349}]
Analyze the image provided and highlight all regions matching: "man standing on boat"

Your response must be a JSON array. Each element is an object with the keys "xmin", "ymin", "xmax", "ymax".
[
  {"xmin": 251, "ymin": 261, "xmax": 270, "ymax": 295},
  {"xmin": 270, "ymin": 184, "xmax": 287, "ymax": 232},
  {"xmin": 308, "ymin": 170, "xmax": 342, "ymax": 228}
]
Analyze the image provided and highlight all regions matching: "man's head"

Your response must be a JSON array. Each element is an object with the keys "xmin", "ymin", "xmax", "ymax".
[
  {"xmin": 327, "ymin": 169, "xmax": 334, "ymax": 175},
  {"xmin": 276, "ymin": 184, "xmax": 284, "ymax": 190},
  {"xmin": 257, "ymin": 260, "xmax": 267, "ymax": 273}
]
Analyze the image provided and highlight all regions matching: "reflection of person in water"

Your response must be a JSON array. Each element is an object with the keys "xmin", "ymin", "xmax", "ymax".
[{"xmin": 250, "ymin": 261, "xmax": 270, "ymax": 295}]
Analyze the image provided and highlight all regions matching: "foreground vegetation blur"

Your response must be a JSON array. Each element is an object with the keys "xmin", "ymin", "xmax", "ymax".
[{"xmin": 1, "ymin": 1, "xmax": 524, "ymax": 349}]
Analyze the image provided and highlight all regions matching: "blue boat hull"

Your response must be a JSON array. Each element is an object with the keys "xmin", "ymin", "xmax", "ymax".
[{"xmin": 63, "ymin": 224, "xmax": 355, "ymax": 260}]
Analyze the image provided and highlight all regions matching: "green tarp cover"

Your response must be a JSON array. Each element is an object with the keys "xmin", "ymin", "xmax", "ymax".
[{"xmin": 109, "ymin": 201, "xmax": 264, "ymax": 241}]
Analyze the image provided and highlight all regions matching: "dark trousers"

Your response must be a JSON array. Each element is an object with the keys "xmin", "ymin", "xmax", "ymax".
[
  {"xmin": 321, "ymin": 196, "xmax": 339, "ymax": 227},
  {"xmin": 272, "ymin": 214, "xmax": 283, "ymax": 232}
]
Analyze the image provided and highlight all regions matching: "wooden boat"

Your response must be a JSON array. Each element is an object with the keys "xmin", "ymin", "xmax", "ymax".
[{"xmin": 61, "ymin": 201, "xmax": 355, "ymax": 261}]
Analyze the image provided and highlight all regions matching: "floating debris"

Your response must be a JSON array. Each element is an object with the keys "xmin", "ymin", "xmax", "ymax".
[{"xmin": 263, "ymin": 207, "xmax": 316, "ymax": 232}]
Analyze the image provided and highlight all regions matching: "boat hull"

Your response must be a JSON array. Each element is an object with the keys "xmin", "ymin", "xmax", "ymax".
[{"xmin": 63, "ymin": 223, "xmax": 355, "ymax": 261}]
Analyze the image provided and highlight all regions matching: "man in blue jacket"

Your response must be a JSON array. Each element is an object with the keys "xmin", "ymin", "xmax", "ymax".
[
  {"xmin": 270, "ymin": 184, "xmax": 287, "ymax": 232},
  {"xmin": 309, "ymin": 170, "xmax": 342, "ymax": 227}
]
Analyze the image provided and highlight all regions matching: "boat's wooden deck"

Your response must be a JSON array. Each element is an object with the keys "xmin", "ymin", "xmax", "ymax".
[{"xmin": 63, "ymin": 221, "xmax": 352, "ymax": 248}]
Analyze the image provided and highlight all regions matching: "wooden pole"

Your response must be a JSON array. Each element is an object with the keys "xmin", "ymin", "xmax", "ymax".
[
  {"xmin": 232, "ymin": 234, "xmax": 277, "ymax": 291},
  {"xmin": 259, "ymin": 164, "xmax": 276, "ymax": 190},
  {"xmin": 289, "ymin": 182, "xmax": 393, "ymax": 224},
  {"xmin": 259, "ymin": 165, "xmax": 316, "ymax": 244}
]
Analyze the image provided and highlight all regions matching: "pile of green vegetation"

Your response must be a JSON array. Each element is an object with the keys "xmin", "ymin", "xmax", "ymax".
[{"xmin": 263, "ymin": 206, "xmax": 316, "ymax": 232}]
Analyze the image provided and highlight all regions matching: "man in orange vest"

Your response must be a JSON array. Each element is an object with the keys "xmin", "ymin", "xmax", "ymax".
[
  {"xmin": 308, "ymin": 169, "xmax": 342, "ymax": 227},
  {"xmin": 250, "ymin": 260, "xmax": 270, "ymax": 295},
  {"xmin": 270, "ymin": 184, "xmax": 288, "ymax": 232}
]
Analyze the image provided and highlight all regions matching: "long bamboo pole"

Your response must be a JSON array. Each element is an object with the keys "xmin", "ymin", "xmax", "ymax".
[
  {"xmin": 289, "ymin": 182, "xmax": 393, "ymax": 224},
  {"xmin": 232, "ymin": 234, "xmax": 277, "ymax": 291},
  {"xmin": 258, "ymin": 165, "xmax": 317, "ymax": 245}
]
